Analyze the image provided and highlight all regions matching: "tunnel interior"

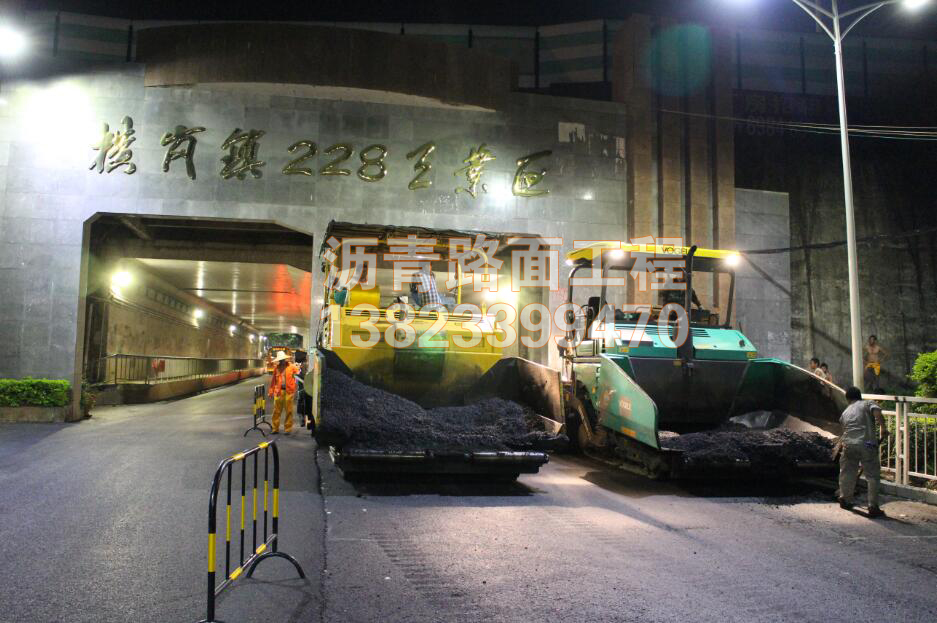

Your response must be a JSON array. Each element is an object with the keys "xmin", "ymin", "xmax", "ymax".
[{"xmin": 81, "ymin": 214, "xmax": 313, "ymax": 403}]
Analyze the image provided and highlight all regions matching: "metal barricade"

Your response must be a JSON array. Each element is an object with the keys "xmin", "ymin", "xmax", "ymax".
[
  {"xmin": 244, "ymin": 384, "xmax": 273, "ymax": 437},
  {"xmin": 198, "ymin": 440, "xmax": 304, "ymax": 623},
  {"xmin": 866, "ymin": 393, "xmax": 937, "ymax": 486}
]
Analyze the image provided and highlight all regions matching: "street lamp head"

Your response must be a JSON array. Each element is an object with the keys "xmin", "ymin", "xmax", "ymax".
[
  {"xmin": 0, "ymin": 24, "xmax": 27, "ymax": 59},
  {"xmin": 902, "ymin": 0, "xmax": 930, "ymax": 10}
]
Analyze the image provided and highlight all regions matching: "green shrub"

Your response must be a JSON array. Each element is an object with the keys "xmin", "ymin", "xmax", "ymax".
[
  {"xmin": 0, "ymin": 378, "xmax": 71, "ymax": 408},
  {"xmin": 910, "ymin": 350, "xmax": 937, "ymax": 415}
]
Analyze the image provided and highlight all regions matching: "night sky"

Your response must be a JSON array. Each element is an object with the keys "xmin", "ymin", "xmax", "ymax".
[{"xmin": 23, "ymin": 0, "xmax": 937, "ymax": 39}]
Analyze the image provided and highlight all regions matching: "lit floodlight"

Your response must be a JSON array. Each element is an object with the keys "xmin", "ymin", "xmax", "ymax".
[
  {"xmin": 0, "ymin": 25, "xmax": 27, "ymax": 59},
  {"xmin": 725, "ymin": 253, "xmax": 741, "ymax": 267}
]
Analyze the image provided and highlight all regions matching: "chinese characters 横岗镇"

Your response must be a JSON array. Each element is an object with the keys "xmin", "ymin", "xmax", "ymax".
[
  {"xmin": 90, "ymin": 116, "xmax": 136, "ymax": 175},
  {"xmin": 160, "ymin": 125, "xmax": 206, "ymax": 180}
]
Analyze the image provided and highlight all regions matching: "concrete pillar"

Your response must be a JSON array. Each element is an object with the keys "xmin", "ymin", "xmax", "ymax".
[{"xmin": 612, "ymin": 17, "xmax": 735, "ymax": 315}]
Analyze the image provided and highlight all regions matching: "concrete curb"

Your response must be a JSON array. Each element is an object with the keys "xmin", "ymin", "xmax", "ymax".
[
  {"xmin": 0, "ymin": 406, "xmax": 70, "ymax": 423},
  {"xmin": 874, "ymin": 479, "xmax": 937, "ymax": 506},
  {"xmin": 806, "ymin": 476, "xmax": 937, "ymax": 507}
]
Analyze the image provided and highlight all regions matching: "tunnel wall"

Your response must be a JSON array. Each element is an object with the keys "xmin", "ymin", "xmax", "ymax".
[{"xmin": 90, "ymin": 259, "xmax": 262, "ymax": 361}]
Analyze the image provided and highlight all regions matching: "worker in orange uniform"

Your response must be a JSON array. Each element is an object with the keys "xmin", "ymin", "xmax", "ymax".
[{"xmin": 269, "ymin": 351, "xmax": 300, "ymax": 435}]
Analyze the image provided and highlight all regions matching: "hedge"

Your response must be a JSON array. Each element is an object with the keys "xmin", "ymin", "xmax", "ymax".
[
  {"xmin": 910, "ymin": 350, "xmax": 937, "ymax": 415},
  {"xmin": 0, "ymin": 379, "xmax": 71, "ymax": 408}
]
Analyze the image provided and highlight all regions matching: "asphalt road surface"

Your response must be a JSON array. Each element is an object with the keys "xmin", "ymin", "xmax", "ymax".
[{"xmin": 2, "ymin": 380, "xmax": 937, "ymax": 622}]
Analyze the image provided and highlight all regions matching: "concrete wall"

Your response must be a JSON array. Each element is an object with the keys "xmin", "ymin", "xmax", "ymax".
[
  {"xmin": 734, "ymin": 189, "xmax": 792, "ymax": 363},
  {"xmin": 136, "ymin": 23, "xmax": 517, "ymax": 111},
  {"xmin": 612, "ymin": 16, "xmax": 736, "ymax": 314},
  {"xmin": 0, "ymin": 64, "xmax": 629, "ymax": 397},
  {"xmin": 736, "ymin": 101, "xmax": 937, "ymax": 390}
]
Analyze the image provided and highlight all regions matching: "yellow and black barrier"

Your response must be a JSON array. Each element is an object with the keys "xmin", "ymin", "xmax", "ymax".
[
  {"xmin": 197, "ymin": 439, "xmax": 304, "ymax": 623},
  {"xmin": 243, "ymin": 384, "xmax": 272, "ymax": 437}
]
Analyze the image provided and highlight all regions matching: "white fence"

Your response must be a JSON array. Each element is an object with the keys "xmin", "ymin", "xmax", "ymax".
[{"xmin": 865, "ymin": 394, "xmax": 937, "ymax": 486}]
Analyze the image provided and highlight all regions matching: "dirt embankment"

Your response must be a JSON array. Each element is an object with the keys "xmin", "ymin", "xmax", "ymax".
[{"xmin": 319, "ymin": 368, "xmax": 559, "ymax": 452}]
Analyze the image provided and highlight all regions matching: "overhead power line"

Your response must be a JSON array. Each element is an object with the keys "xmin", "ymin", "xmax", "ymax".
[
  {"xmin": 660, "ymin": 109, "xmax": 937, "ymax": 141},
  {"xmin": 743, "ymin": 224, "xmax": 937, "ymax": 255}
]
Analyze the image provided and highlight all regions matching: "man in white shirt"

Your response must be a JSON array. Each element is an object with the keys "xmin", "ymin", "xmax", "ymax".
[
  {"xmin": 412, "ymin": 262, "xmax": 449, "ymax": 309},
  {"xmin": 838, "ymin": 385, "xmax": 888, "ymax": 517}
]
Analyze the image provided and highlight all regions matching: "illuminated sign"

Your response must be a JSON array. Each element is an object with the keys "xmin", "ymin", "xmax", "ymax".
[{"xmin": 90, "ymin": 116, "xmax": 552, "ymax": 198}]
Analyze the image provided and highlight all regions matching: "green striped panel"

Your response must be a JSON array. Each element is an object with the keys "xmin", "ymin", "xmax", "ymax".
[
  {"xmin": 540, "ymin": 29, "xmax": 604, "ymax": 50},
  {"xmin": 59, "ymin": 22, "xmax": 129, "ymax": 44},
  {"xmin": 540, "ymin": 56, "xmax": 604, "ymax": 75}
]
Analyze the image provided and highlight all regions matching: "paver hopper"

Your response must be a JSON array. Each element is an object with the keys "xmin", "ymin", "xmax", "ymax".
[{"xmin": 306, "ymin": 221, "xmax": 563, "ymax": 478}]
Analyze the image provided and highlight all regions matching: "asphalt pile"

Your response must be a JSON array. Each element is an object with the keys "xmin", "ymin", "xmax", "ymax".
[
  {"xmin": 658, "ymin": 429, "xmax": 835, "ymax": 470},
  {"xmin": 319, "ymin": 368, "xmax": 560, "ymax": 452}
]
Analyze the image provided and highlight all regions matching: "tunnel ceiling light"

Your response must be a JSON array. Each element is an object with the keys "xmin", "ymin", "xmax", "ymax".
[
  {"xmin": 112, "ymin": 271, "xmax": 132, "ymax": 288},
  {"xmin": 193, "ymin": 308, "xmax": 204, "ymax": 319},
  {"xmin": 903, "ymin": 0, "xmax": 930, "ymax": 10},
  {"xmin": 0, "ymin": 25, "xmax": 28, "ymax": 59}
]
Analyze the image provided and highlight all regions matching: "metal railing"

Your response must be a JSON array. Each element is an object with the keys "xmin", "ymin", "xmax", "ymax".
[
  {"xmin": 90, "ymin": 354, "xmax": 264, "ymax": 385},
  {"xmin": 865, "ymin": 393, "xmax": 937, "ymax": 486}
]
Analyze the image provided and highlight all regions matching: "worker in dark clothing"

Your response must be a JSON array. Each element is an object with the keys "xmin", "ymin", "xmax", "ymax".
[
  {"xmin": 660, "ymin": 268, "xmax": 701, "ymax": 309},
  {"xmin": 661, "ymin": 287, "xmax": 701, "ymax": 309}
]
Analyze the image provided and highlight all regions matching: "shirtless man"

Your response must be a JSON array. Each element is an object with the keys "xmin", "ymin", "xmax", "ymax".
[{"xmin": 863, "ymin": 335, "xmax": 887, "ymax": 392}]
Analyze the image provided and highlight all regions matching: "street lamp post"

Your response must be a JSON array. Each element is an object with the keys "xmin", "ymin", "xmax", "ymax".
[{"xmin": 784, "ymin": 0, "xmax": 928, "ymax": 388}]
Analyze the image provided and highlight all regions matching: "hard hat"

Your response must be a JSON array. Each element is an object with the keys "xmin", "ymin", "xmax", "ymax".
[{"xmin": 274, "ymin": 351, "xmax": 290, "ymax": 363}]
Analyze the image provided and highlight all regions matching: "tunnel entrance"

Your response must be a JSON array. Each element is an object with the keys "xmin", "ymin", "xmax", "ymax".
[{"xmin": 79, "ymin": 214, "xmax": 313, "ymax": 404}]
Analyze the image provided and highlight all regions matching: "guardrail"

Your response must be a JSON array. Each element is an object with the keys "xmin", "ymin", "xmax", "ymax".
[
  {"xmin": 865, "ymin": 393, "xmax": 937, "ymax": 486},
  {"xmin": 244, "ymin": 384, "xmax": 272, "ymax": 437},
  {"xmin": 198, "ymin": 439, "xmax": 304, "ymax": 623},
  {"xmin": 90, "ymin": 354, "xmax": 263, "ymax": 385}
]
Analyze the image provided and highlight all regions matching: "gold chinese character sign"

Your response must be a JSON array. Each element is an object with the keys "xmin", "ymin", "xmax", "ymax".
[
  {"xmin": 161, "ymin": 125, "xmax": 205, "ymax": 180},
  {"xmin": 220, "ymin": 128, "xmax": 265, "ymax": 180},
  {"xmin": 454, "ymin": 143, "xmax": 496, "ymax": 198},
  {"xmin": 512, "ymin": 150, "xmax": 552, "ymax": 197},
  {"xmin": 87, "ymin": 117, "xmax": 556, "ymax": 198},
  {"xmin": 90, "ymin": 116, "xmax": 136, "ymax": 174}
]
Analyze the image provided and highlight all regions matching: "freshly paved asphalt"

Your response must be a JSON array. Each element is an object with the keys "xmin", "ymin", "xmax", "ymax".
[
  {"xmin": 0, "ymin": 378, "xmax": 322, "ymax": 623},
  {"xmin": 2, "ymin": 379, "xmax": 937, "ymax": 622}
]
